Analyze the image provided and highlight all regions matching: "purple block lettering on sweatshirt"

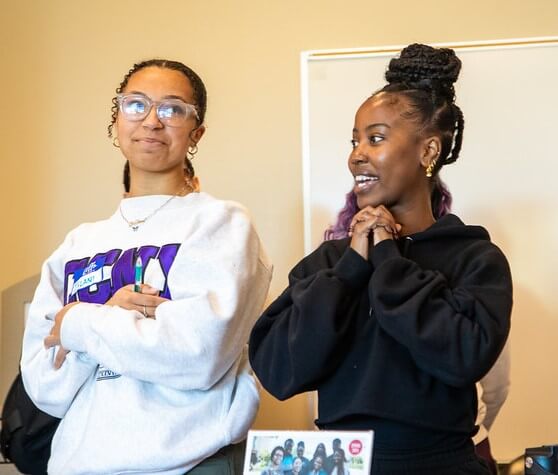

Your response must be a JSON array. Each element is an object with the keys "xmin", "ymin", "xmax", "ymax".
[
  {"xmin": 157, "ymin": 243, "xmax": 181, "ymax": 299},
  {"xmin": 111, "ymin": 246, "xmax": 158, "ymax": 292},
  {"xmin": 64, "ymin": 258, "xmax": 89, "ymax": 305},
  {"xmin": 136, "ymin": 245, "xmax": 160, "ymax": 286},
  {"xmin": 63, "ymin": 243, "xmax": 182, "ymax": 304},
  {"xmin": 110, "ymin": 247, "xmax": 135, "ymax": 292},
  {"xmin": 76, "ymin": 249, "xmax": 121, "ymax": 304}
]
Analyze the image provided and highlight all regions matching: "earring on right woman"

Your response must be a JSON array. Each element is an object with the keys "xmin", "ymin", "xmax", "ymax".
[
  {"xmin": 112, "ymin": 137, "xmax": 120, "ymax": 148},
  {"xmin": 425, "ymin": 158, "xmax": 438, "ymax": 178}
]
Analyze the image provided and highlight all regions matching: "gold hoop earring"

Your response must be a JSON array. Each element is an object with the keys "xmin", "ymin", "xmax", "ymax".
[
  {"xmin": 187, "ymin": 144, "xmax": 198, "ymax": 160},
  {"xmin": 425, "ymin": 158, "xmax": 438, "ymax": 178},
  {"xmin": 112, "ymin": 137, "xmax": 120, "ymax": 148}
]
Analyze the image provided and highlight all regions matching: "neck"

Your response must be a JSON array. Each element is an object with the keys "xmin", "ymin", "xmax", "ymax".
[
  {"xmin": 391, "ymin": 202, "xmax": 436, "ymax": 237},
  {"xmin": 386, "ymin": 181, "xmax": 441, "ymax": 236},
  {"xmin": 128, "ymin": 169, "xmax": 189, "ymax": 197}
]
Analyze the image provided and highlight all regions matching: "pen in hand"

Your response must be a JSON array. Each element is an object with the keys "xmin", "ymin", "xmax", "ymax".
[{"xmin": 134, "ymin": 256, "xmax": 142, "ymax": 292}]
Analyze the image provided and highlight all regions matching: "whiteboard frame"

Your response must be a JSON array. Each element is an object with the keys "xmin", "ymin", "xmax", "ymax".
[{"xmin": 300, "ymin": 36, "xmax": 558, "ymax": 255}]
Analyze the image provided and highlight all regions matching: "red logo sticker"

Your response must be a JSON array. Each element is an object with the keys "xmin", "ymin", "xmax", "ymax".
[{"xmin": 348, "ymin": 439, "xmax": 363, "ymax": 455}]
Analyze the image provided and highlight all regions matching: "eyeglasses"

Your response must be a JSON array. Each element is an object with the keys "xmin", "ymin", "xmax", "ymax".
[{"xmin": 117, "ymin": 93, "xmax": 199, "ymax": 127}]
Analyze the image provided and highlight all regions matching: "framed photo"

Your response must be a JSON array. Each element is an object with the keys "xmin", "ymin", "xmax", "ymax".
[{"xmin": 243, "ymin": 430, "xmax": 374, "ymax": 475}]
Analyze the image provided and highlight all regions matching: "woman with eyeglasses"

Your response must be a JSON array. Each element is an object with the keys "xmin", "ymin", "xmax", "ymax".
[
  {"xmin": 261, "ymin": 446, "xmax": 285, "ymax": 475},
  {"xmin": 20, "ymin": 59, "xmax": 272, "ymax": 474},
  {"xmin": 249, "ymin": 44, "xmax": 512, "ymax": 474}
]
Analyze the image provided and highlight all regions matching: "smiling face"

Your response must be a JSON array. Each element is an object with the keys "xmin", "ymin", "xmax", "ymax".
[
  {"xmin": 271, "ymin": 448, "xmax": 284, "ymax": 467},
  {"xmin": 313, "ymin": 456, "xmax": 323, "ymax": 470},
  {"xmin": 349, "ymin": 92, "xmax": 434, "ymax": 213},
  {"xmin": 116, "ymin": 66, "xmax": 204, "ymax": 179},
  {"xmin": 284, "ymin": 439, "xmax": 293, "ymax": 454}
]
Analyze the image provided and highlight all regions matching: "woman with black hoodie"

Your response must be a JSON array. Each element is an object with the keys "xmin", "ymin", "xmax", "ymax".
[{"xmin": 249, "ymin": 43, "xmax": 512, "ymax": 475}]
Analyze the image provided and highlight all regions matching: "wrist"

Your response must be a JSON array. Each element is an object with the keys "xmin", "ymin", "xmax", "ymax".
[
  {"xmin": 350, "ymin": 234, "xmax": 370, "ymax": 259},
  {"xmin": 371, "ymin": 221, "xmax": 397, "ymax": 245}
]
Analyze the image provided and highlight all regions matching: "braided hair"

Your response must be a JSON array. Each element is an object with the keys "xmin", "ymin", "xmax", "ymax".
[
  {"xmin": 325, "ymin": 43, "xmax": 462, "ymax": 240},
  {"xmin": 382, "ymin": 43, "xmax": 464, "ymax": 172},
  {"xmin": 110, "ymin": 59, "xmax": 206, "ymax": 193}
]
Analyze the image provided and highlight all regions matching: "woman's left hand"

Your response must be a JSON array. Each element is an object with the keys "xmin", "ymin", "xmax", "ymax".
[
  {"xmin": 349, "ymin": 205, "xmax": 401, "ymax": 259},
  {"xmin": 106, "ymin": 284, "xmax": 168, "ymax": 317},
  {"xmin": 44, "ymin": 302, "xmax": 79, "ymax": 369}
]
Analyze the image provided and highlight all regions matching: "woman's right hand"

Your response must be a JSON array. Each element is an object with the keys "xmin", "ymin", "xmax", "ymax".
[
  {"xmin": 349, "ymin": 205, "xmax": 401, "ymax": 260},
  {"xmin": 106, "ymin": 284, "xmax": 168, "ymax": 318}
]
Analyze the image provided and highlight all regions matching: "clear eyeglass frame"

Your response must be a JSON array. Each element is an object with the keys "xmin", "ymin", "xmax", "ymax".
[{"xmin": 117, "ymin": 93, "xmax": 199, "ymax": 127}]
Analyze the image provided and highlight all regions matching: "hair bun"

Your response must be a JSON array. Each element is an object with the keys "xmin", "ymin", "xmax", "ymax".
[{"xmin": 385, "ymin": 43, "xmax": 462, "ymax": 100}]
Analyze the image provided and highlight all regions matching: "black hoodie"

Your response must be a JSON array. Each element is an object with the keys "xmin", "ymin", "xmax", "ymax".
[{"xmin": 249, "ymin": 214, "xmax": 512, "ymax": 451}]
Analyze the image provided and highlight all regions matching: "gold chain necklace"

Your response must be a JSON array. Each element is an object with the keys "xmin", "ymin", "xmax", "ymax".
[{"xmin": 119, "ymin": 184, "xmax": 188, "ymax": 231}]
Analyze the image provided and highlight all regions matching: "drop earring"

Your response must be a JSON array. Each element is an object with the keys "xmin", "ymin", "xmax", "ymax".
[
  {"xmin": 187, "ymin": 143, "xmax": 198, "ymax": 160},
  {"xmin": 425, "ymin": 158, "xmax": 438, "ymax": 178}
]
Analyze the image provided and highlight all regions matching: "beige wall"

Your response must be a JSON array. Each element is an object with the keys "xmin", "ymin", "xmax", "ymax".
[{"xmin": 1, "ymin": 0, "xmax": 556, "ymax": 461}]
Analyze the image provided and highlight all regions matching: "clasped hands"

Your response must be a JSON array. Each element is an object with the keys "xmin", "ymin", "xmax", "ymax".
[
  {"xmin": 349, "ymin": 205, "xmax": 402, "ymax": 260},
  {"xmin": 44, "ymin": 284, "xmax": 167, "ymax": 369}
]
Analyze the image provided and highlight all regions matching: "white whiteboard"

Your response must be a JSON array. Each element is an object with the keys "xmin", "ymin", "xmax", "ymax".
[{"xmin": 301, "ymin": 38, "xmax": 558, "ymax": 460}]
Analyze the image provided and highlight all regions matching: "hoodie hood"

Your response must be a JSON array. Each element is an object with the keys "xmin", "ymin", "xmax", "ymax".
[{"xmin": 405, "ymin": 214, "xmax": 490, "ymax": 243}]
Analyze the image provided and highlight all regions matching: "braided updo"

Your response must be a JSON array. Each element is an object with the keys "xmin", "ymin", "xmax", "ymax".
[
  {"xmin": 382, "ymin": 44, "xmax": 464, "ymax": 218},
  {"xmin": 381, "ymin": 43, "xmax": 464, "ymax": 171},
  {"xmin": 385, "ymin": 43, "xmax": 461, "ymax": 102}
]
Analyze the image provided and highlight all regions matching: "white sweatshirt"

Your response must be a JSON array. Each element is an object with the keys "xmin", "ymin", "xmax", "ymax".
[{"xmin": 21, "ymin": 192, "xmax": 272, "ymax": 475}]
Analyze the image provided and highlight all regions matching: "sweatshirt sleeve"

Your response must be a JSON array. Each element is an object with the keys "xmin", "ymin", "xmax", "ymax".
[
  {"xmin": 21, "ymin": 230, "xmax": 99, "ymax": 418},
  {"xmin": 478, "ymin": 339, "xmax": 511, "ymax": 431},
  {"xmin": 59, "ymin": 202, "xmax": 272, "ymax": 391},
  {"xmin": 370, "ymin": 239, "xmax": 512, "ymax": 388},
  {"xmin": 249, "ymin": 244, "xmax": 372, "ymax": 400}
]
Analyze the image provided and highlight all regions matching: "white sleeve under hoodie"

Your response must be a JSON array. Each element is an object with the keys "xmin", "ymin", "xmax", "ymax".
[{"xmin": 473, "ymin": 340, "xmax": 511, "ymax": 445}]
